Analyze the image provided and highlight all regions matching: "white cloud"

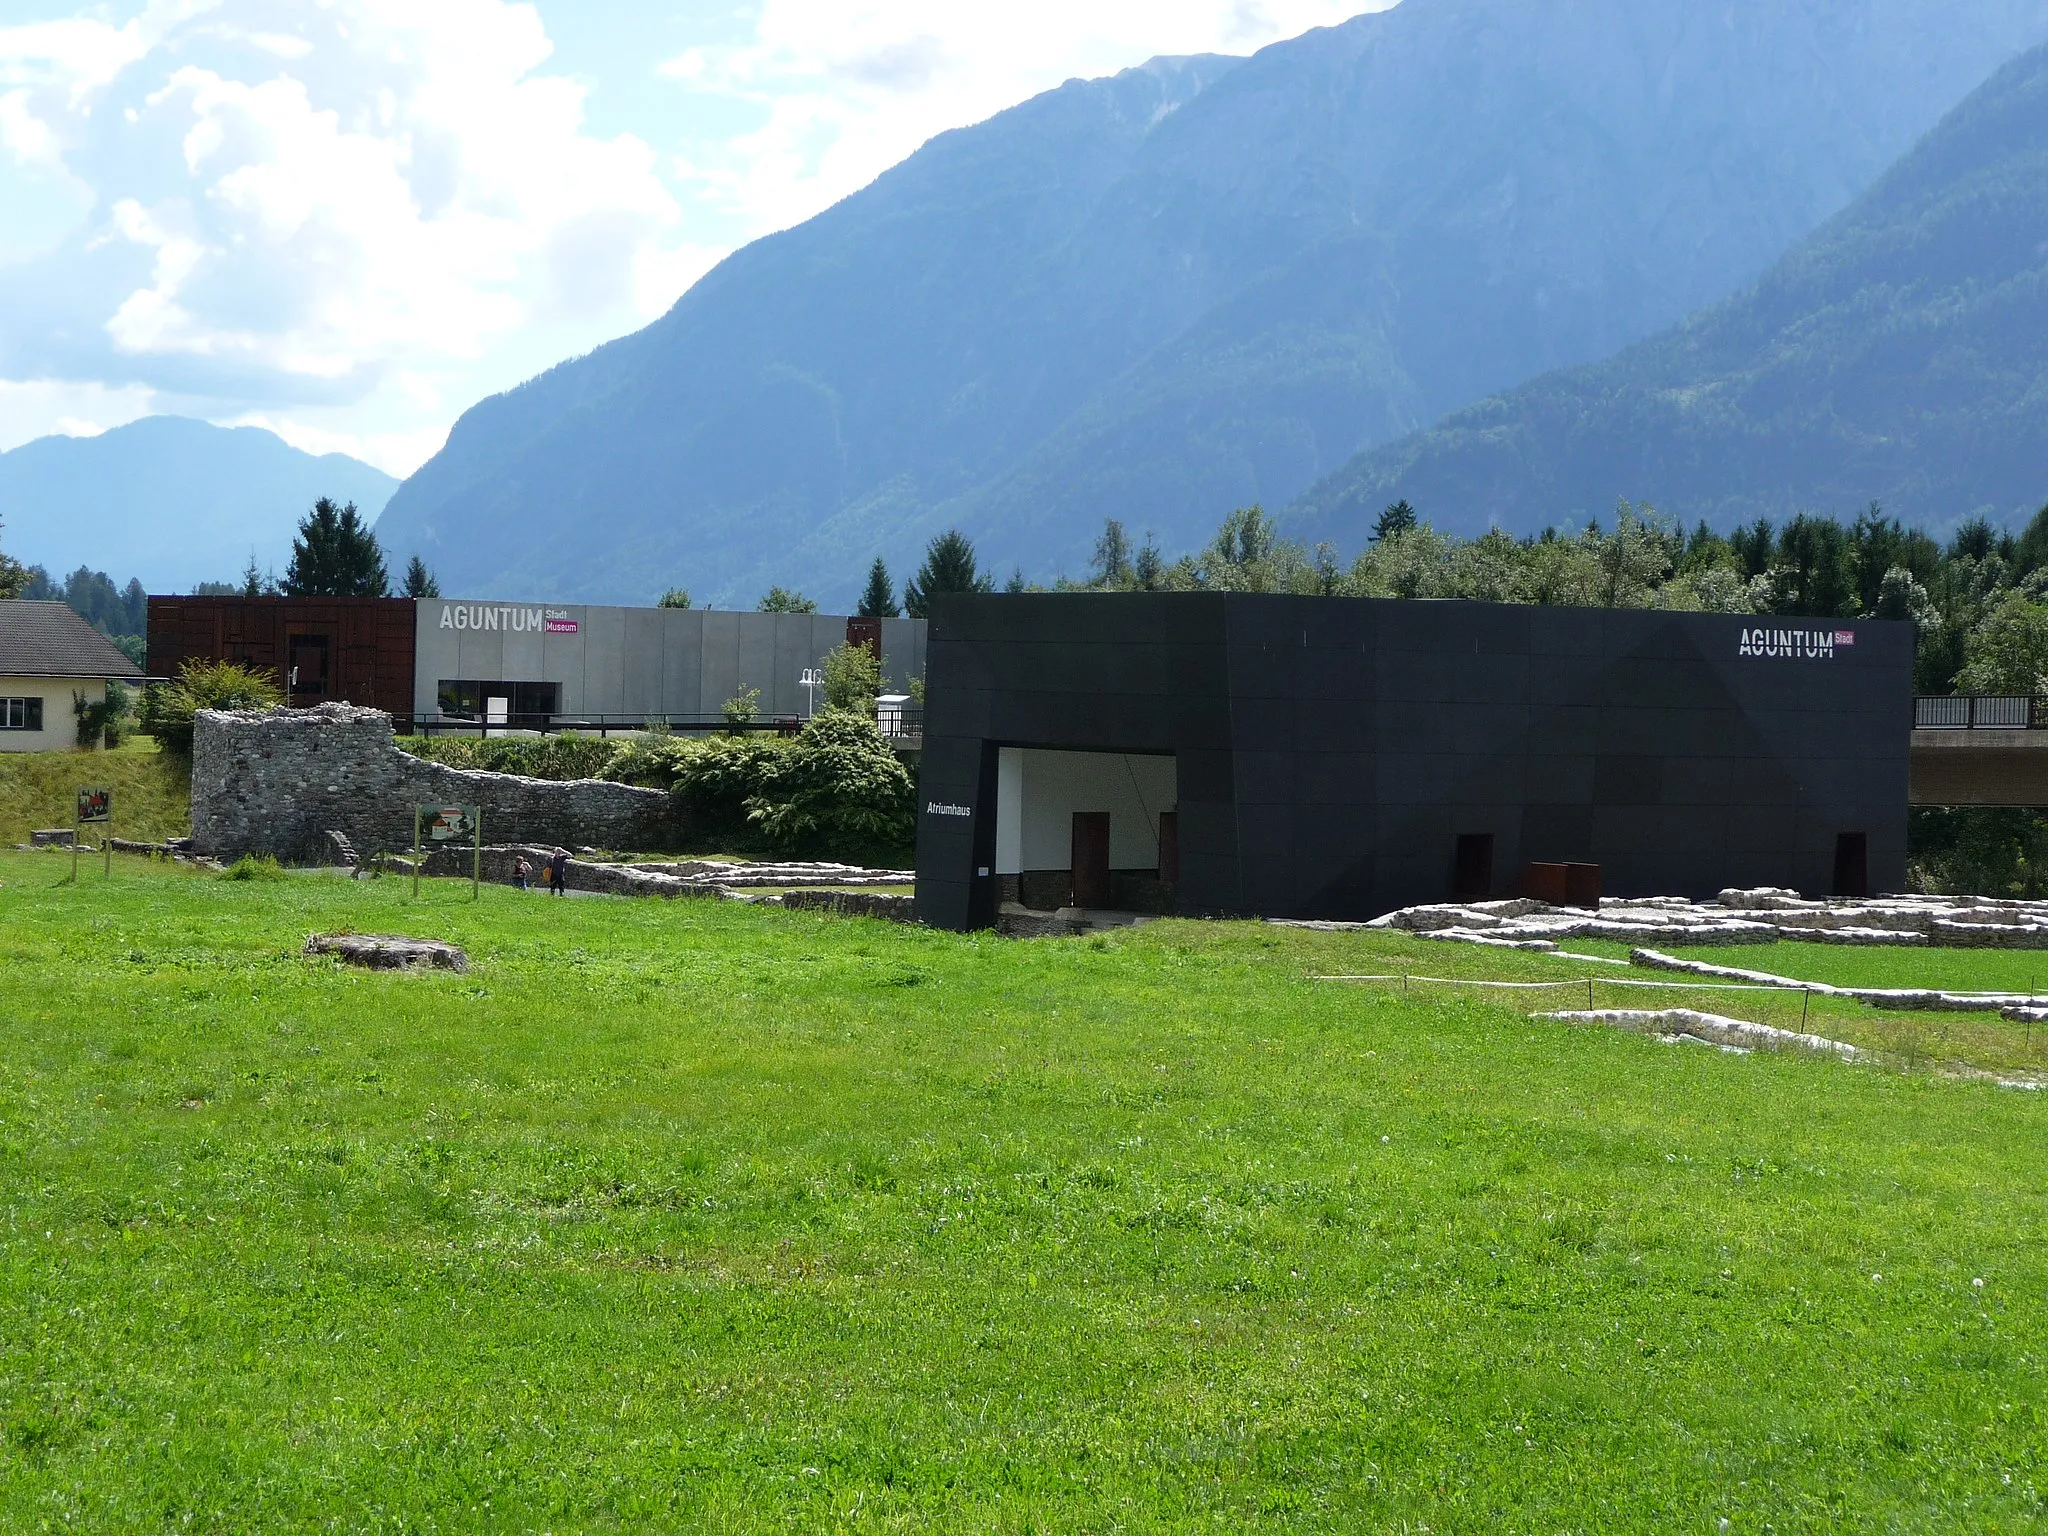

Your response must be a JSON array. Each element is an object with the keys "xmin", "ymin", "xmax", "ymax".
[
  {"xmin": 0, "ymin": 378, "xmax": 157, "ymax": 453},
  {"xmin": 0, "ymin": 0, "xmax": 1397, "ymax": 476},
  {"xmin": 0, "ymin": 0, "xmax": 691, "ymax": 468},
  {"xmin": 661, "ymin": 0, "xmax": 1390, "ymax": 239}
]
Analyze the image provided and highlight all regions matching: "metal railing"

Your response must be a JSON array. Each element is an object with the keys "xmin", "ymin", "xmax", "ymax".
[
  {"xmin": 412, "ymin": 706, "xmax": 925, "ymax": 742},
  {"xmin": 1914, "ymin": 695, "xmax": 2048, "ymax": 730}
]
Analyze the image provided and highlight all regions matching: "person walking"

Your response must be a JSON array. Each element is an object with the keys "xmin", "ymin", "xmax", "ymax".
[
  {"xmin": 512, "ymin": 854, "xmax": 531, "ymax": 892},
  {"xmin": 549, "ymin": 847, "xmax": 570, "ymax": 897}
]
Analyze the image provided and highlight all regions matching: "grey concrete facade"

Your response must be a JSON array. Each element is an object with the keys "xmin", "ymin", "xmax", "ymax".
[
  {"xmin": 192, "ymin": 704, "xmax": 681, "ymax": 861},
  {"xmin": 414, "ymin": 600, "xmax": 926, "ymax": 724}
]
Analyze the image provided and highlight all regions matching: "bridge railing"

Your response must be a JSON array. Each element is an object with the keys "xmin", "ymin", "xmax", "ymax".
[{"xmin": 1914, "ymin": 695, "xmax": 2048, "ymax": 730}]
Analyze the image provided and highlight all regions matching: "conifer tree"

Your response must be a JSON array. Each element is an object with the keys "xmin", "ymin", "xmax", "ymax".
[
  {"xmin": 1091, "ymin": 519, "xmax": 1132, "ymax": 587},
  {"xmin": 403, "ymin": 556, "xmax": 441, "ymax": 598},
  {"xmin": 904, "ymin": 529, "xmax": 992, "ymax": 617},
  {"xmin": 858, "ymin": 558, "xmax": 900, "ymax": 617},
  {"xmin": 1372, "ymin": 500, "xmax": 1418, "ymax": 542},
  {"xmin": 281, "ymin": 498, "xmax": 389, "ymax": 597}
]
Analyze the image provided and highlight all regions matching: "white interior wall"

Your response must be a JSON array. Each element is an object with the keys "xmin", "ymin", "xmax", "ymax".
[{"xmin": 993, "ymin": 748, "xmax": 1176, "ymax": 873}]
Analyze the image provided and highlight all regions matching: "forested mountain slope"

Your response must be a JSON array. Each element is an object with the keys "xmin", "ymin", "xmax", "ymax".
[
  {"xmin": 1, "ymin": 417, "xmax": 397, "ymax": 594},
  {"xmin": 376, "ymin": 0, "xmax": 2048, "ymax": 604},
  {"xmin": 1290, "ymin": 42, "xmax": 2048, "ymax": 544}
]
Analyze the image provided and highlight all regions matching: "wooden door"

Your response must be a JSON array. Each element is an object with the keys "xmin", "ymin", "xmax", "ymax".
[
  {"xmin": 286, "ymin": 629, "xmax": 335, "ymax": 704},
  {"xmin": 1071, "ymin": 812, "xmax": 1111, "ymax": 910}
]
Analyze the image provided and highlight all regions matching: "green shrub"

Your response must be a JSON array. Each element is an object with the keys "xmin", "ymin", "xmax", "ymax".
[
  {"xmin": 744, "ymin": 709, "xmax": 914, "ymax": 859},
  {"xmin": 1908, "ymin": 807, "xmax": 2048, "ymax": 897},
  {"xmin": 603, "ymin": 733, "xmax": 701, "ymax": 790},
  {"xmin": 820, "ymin": 641, "xmax": 882, "ymax": 716},
  {"xmin": 393, "ymin": 735, "xmax": 624, "ymax": 781},
  {"xmin": 670, "ymin": 735, "xmax": 794, "ymax": 844},
  {"xmin": 219, "ymin": 854, "xmax": 286, "ymax": 881},
  {"xmin": 721, "ymin": 687, "xmax": 761, "ymax": 730},
  {"xmin": 141, "ymin": 661, "xmax": 284, "ymax": 755},
  {"xmin": 73, "ymin": 680, "xmax": 132, "ymax": 749}
]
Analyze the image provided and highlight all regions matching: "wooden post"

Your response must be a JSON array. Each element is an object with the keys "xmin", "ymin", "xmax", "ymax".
[
  {"xmin": 412, "ymin": 805, "xmax": 422, "ymax": 900},
  {"xmin": 472, "ymin": 807, "xmax": 481, "ymax": 903},
  {"xmin": 70, "ymin": 804, "xmax": 80, "ymax": 885}
]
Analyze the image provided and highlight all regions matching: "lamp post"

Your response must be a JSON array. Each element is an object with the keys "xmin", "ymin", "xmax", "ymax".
[{"xmin": 799, "ymin": 667, "xmax": 823, "ymax": 718}]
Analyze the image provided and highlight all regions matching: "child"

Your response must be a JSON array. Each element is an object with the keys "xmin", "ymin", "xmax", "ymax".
[{"xmin": 513, "ymin": 855, "xmax": 531, "ymax": 891}]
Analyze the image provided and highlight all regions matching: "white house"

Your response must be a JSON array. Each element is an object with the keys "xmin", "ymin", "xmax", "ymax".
[{"xmin": 0, "ymin": 601, "xmax": 145, "ymax": 752}]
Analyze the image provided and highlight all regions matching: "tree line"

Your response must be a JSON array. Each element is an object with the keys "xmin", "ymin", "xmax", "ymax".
[
  {"xmin": 21, "ymin": 486, "xmax": 2048, "ymax": 699},
  {"xmin": 952, "ymin": 498, "xmax": 2048, "ymax": 698}
]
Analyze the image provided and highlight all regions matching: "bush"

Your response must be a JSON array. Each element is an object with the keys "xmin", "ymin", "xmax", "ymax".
[
  {"xmin": 820, "ymin": 641, "xmax": 881, "ymax": 716},
  {"xmin": 141, "ymin": 661, "xmax": 284, "ymax": 755},
  {"xmin": 721, "ymin": 687, "xmax": 761, "ymax": 730},
  {"xmin": 669, "ymin": 734, "xmax": 794, "ymax": 844},
  {"xmin": 74, "ymin": 680, "xmax": 132, "ymax": 749},
  {"xmin": 744, "ymin": 709, "xmax": 914, "ymax": 859},
  {"xmin": 220, "ymin": 854, "xmax": 287, "ymax": 881},
  {"xmin": 1908, "ymin": 807, "xmax": 2048, "ymax": 897},
  {"xmin": 394, "ymin": 735, "xmax": 623, "ymax": 781}
]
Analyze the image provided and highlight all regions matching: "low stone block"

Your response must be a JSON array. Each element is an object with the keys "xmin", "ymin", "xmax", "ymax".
[{"xmin": 304, "ymin": 933, "xmax": 469, "ymax": 972}]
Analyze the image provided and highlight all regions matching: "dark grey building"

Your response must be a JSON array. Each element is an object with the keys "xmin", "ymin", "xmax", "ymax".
[{"xmin": 913, "ymin": 594, "xmax": 1912, "ymax": 930}]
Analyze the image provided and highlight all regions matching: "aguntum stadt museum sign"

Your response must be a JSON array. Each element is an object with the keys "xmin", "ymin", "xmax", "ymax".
[
  {"xmin": 1737, "ymin": 626, "xmax": 1855, "ymax": 660},
  {"xmin": 438, "ymin": 605, "xmax": 580, "ymax": 634}
]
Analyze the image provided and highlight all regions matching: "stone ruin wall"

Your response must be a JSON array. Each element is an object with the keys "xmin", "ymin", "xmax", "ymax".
[{"xmin": 191, "ymin": 703, "xmax": 681, "ymax": 861}]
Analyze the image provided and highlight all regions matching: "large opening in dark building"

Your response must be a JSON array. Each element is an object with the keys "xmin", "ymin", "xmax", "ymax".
[
  {"xmin": 1833, "ymin": 832, "xmax": 1870, "ymax": 899},
  {"xmin": 1453, "ymin": 833, "xmax": 1495, "ymax": 900},
  {"xmin": 994, "ymin": 748, "xmax": 1177, "ymax": 913}
]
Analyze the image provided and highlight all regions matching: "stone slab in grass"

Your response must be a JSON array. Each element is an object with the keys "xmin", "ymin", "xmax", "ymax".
[{"xmin": 304, "ymin": 933, "xmax": 469, "ymax": 973}]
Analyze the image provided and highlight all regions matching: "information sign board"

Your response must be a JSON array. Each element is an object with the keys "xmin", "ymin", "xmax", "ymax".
[
  {"xmin": 77, "ymin": 786, "xmax": 111, "ymax": 823},
  {"xmin": 422, "ymin": 805, "xmax": 477, "ymax": 841}
]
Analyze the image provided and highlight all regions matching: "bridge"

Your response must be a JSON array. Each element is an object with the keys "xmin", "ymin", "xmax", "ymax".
[{"xmin": 1912, "ymin": 696, "xmax": 2048, "ymax": 807}]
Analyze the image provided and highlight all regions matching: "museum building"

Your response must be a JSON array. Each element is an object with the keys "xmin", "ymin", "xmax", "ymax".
[
  {"xmin": 911, "ymin": 594, "xmax": 1912, "ymax": 930},
  {"xmin": 147, "ymin": 595, "xmax": 927, "ymax": 731}
]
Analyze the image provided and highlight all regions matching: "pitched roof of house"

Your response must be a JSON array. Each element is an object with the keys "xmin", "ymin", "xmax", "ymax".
[{"xmin": 0, "ymin": 601, "xmax": 144, "ymax": 679}]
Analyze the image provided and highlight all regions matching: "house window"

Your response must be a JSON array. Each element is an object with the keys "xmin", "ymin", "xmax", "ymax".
[{"xmin": 0, "ymin": 697, "xmax": 44, "ymax": 731}]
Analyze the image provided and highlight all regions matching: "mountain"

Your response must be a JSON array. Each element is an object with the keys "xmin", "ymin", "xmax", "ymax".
[
  {"xmin": 0, "ymin": 417, "xmax": 398, "ymax": 594},
  {"xmin": 1287, "ymin": 41, "xmax": 2048, "ymax": 544},
  {"xmin": 377, "ymin": 0, "xmax": 2048, "ymax": 606}
]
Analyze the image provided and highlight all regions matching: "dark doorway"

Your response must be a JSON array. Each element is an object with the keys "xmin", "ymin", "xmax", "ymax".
[
  {"xmin": 1833, "ymin": 832, "xmax": 1869, "ymax": 899},
  {"xmin": 1157, "ymin": 810, "xmax": 1180, "ymax": 886},
  {"xmin": 1453, "ymin": 833, "xmax": 1494, "ymax": 901},
  {"xmin": 286, "ymin": 631, "xmax": 332, "ymax": 704},
  {"xmin": 1071, "ymin": 812, "xmax": 1112, "ymax": 909}
]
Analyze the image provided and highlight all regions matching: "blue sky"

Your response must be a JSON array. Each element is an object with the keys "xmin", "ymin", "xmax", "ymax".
[{"xmin": 0, "ymin": 0, "xmax": 1383, "ymax": 475}]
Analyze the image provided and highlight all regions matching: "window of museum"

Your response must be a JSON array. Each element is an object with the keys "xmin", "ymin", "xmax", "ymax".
[{"xmin": 437, "ymin": 680, "xmax": 561, "ymax": 722}]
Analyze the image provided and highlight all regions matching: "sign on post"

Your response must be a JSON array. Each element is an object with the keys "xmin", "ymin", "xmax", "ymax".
[
  {"xmin": 413, "ymin": 805, "xmax": 483, "ymax": 900},
  {"xmin": 74, "ymin": 786, "xmax": 111, "ymax": 880}
]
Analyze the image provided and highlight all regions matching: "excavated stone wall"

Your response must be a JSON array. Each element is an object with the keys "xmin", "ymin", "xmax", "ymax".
[{"xmin": 191, "ymin": 703, "xmax": 682, "ymax": 861}]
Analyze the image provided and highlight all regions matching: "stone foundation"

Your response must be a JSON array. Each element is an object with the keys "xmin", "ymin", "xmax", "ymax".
[{"xmin": 191, "ymin": 704, "xmax": 682, "ymax": 862}]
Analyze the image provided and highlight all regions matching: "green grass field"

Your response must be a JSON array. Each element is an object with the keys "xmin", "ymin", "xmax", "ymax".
[{"xmin": 1, "ymin": 854, "xmax": 2044, "ymax": 1532}]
